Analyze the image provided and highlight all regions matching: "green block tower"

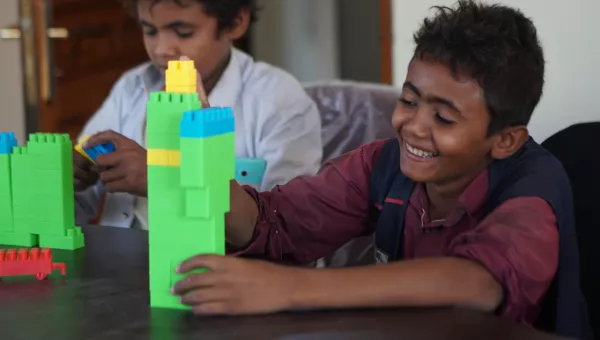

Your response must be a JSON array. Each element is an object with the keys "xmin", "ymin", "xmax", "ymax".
[
  {"xmin": 0, "ymin": 132, "xmax": 84, "ymax": 250},
  {"xmin": 147, "ymin": 59, "xmax": 235, "ymax": 309}
]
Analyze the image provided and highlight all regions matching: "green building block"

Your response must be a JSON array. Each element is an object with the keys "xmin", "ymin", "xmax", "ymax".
[
  {"xmin": 147, "ymin": 90, "xmax": 234, "ymax": 310},
  {"xmin": 0, "ymin": 133, "xmax": 84, "ymax": 250},
  {"xmin": 146, "ymin": 92, "xmax": 201, "ymax": 150}
]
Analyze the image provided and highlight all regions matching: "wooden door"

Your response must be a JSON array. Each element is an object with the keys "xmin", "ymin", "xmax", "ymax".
[
  {"xmin": 2, "ymin": 0, "xmax": 148, "ymax": 139},
  {"xmin": 379, "ymin": 0, "xmax": 393, "ymax": 84},
  {"xmin": 42, "ymin": 0, "xmax": 149, "ymax": 138}
]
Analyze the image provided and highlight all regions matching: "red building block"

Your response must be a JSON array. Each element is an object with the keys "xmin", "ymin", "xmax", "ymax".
[{"xmin": 0, "ymin": 248, "xmax": 66, "ymax": 280}]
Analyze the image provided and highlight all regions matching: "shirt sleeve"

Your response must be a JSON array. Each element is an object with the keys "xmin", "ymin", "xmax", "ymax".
[
  {"xmin": 254, "ymin": 80, "xmax": 323, "ymax": 191},
  {"xmin": 232, "ymin": 140, "xmax": 387, "ymax": 265},
  {"xmin": 448, "ymin": 197, "xmax": 559, "ymax": 324},
  {"xmin": 73, "ymin": 76, "xmax": 126, "ymax": 226}
]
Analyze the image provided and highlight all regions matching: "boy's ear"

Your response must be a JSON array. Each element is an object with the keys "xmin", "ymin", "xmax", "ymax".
[
  {"xmin": 225, "ymin": 8, "xmax": 250, "ymax": 40},
  {"xmin": 490, "ymin": 126, "xmax": 529, "ymax": 160}
]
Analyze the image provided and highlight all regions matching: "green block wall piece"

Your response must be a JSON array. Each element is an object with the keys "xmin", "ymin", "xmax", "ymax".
[
  {"xmin": 146, "ymin": 92, "xmax": 201, "ymax": 150},
  {"xmin": 147, "ymin": 102, "xmax": 236, "ymax": 310},
  {"xmin": 3, "ymin": 133, "xmax": 84, "ymax": 250},
  {"xmin": 0, "ymin": 154, "xmax": 13, "ymax": 232}
]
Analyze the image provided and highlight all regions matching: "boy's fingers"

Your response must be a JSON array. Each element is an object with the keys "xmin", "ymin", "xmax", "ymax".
[
  {"xmin": 196, "ymin": 70, "xmax": 210, "ymax": 109},
  {"xmin": 85, "ymin": 130, "xmax": 122, "ymax": 149},
  {"xmin": 177, "ymin": 254, "xmax": 224, "ymax": 274}
]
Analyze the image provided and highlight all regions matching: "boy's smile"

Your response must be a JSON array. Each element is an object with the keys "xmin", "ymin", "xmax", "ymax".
[{"xmin": 392, "ymin": 57, "xmax": 495, "ymax": 194}]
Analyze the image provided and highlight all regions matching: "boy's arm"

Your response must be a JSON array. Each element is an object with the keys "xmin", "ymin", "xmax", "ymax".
[
  {"xmin": 290, "ymin": 197, "xmax": 558, "ymax": 318},
  {"xmin": 293, "ymin": 257, "xmax": 502, "ymax": 312},
  {"xmin": 225, "ymin": 141, "xmax": 385, "ymax": 264},
  {"xmin": 74, "ymin": 76, "xmax": 125, "ymax": 225}
]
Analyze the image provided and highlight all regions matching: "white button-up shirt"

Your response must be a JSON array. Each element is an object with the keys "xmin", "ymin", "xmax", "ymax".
[{"xmin": 75, "ymin": 48, "xmax": 322, "ymax": 228}]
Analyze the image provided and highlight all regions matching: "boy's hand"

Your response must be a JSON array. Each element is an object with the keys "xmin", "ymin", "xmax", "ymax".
[
  {"xmin": 85, "ymin": 130, "xmax": 148, "ymax": 197},
  {"xmin": 172, "ymin": 255, "xmax": 296, "ymax": 315},
  {"xmin": 73, "ymin": 151, "xmax": 99, "ymax": 192}
]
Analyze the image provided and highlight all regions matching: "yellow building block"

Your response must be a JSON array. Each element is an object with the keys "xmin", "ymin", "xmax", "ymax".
[
  {"xmin": 165, "ymin": 60, "xmax": 197, "ymax": 94},
  {"xmin": 166, "ymin": 85, "xmax": 197, "ymax": 94},
  {"xmin": 74, "ymin": 136, "xmax": 94, "ymax": 163},
  {"xmin": 148, "ymin": 149, "xmax": 181, "ymax": 167}
]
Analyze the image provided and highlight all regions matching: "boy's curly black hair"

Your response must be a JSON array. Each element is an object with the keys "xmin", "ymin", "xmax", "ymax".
[
  {"xmin": 120, "ymin": 0, "xmax": 259, "ymax": 32},
  {"xmin": 413, "ymin": 0, "xmax": 545, "ymax": 135}
]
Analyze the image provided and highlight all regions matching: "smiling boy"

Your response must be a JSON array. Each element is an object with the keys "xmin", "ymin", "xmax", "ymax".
[
  {"xmin": 171, "ymin": 1, "xmax": 589, "ymax": 338},
  {"xmin": 73, "ymin": 0, "xmax": 322, "ymax": 229}
]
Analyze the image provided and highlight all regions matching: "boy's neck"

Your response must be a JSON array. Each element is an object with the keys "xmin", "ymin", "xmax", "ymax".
[
  {"xmin": 202, "ymin": 52, "xmax": 232, "ymax": 96},
  {"xmin": 424, "ymin": 165, "xmax": 488, "ymax": 220}
]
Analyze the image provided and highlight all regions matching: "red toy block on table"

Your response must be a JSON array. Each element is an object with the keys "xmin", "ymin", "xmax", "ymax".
[{"xmin": 0, "ymin": 248, "xmax": 66, "ymax": 280}]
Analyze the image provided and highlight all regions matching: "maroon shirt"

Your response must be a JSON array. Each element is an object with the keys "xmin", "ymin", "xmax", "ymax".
[{"xmin": 236, "ymin": 139, "xmax": 559, "ymax": 325}]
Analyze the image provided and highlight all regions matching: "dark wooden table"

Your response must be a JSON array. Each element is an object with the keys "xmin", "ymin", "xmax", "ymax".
[{"xmin": 0, "ymin": 226, "xmax": 572, "ymax": 340}]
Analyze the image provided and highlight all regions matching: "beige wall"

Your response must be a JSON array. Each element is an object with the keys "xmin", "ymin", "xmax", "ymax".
[{"xmin": 0, "ymin": 0, "xmax": 26, "ymax": 143}]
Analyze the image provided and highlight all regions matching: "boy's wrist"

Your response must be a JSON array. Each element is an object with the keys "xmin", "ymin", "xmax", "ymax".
[{"xmin": 286, "ymin": 267, "xmax": 327, "ymax": 310}]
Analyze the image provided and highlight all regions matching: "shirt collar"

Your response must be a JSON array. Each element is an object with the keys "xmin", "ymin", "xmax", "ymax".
[{"xmin": 409, "ymin": 167, "xmax": 490, "ymax": 227}]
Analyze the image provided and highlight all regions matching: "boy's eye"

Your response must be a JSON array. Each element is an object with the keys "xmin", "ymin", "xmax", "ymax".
[
  {"xmin": 434, "ymin": 112, "xmax": 454, "ymax": 125},
  {"xmin": 143, "ymin": 29, "xmax": 157, "ymax": 37},
  {"xmin": 174, "ymin": 29, "xmax": 194, "ymax": 39},
  {"xmin": 399, "ymin": 98, "xmax": 417, "ymax": 107}
]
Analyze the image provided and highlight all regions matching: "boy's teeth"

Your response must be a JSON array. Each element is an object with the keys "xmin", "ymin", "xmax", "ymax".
[{"xmin": 407, "ymin": 143, "xmax": 439, "ymax": 158}]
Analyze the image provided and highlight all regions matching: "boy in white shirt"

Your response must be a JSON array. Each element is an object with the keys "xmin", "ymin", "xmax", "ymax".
[{"xmin": 73, "ymin": 0, "xmax": 322, "ymax": 229}]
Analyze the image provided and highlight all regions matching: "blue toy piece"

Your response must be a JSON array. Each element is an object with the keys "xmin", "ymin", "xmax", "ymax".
[
  {"xmin": 84, "ymin": 143, "xmax": 116, "ymax": 163},
  {"xmin": 235, "ymin": 158, "xmax": 266, "ymax": 187},
  {"xmin": 180, "ymin": 107, "xmax": 235, "ymax": 138},
  {"xmin": 0, "ymin": 132, "xmax": 17, "ymax": 155}
]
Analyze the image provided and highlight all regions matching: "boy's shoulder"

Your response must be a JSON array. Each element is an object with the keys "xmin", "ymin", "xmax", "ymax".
[
  {"xmin": 110, "ymin": 62, "xmax": 155, "ymax": 95},
  {"xmin": 487, "ymin": 138, "xmax": 572, "ymax": 211},
  {"xmin": 234, "ymin": 49, "xmax": 309, "ymax": 103}
]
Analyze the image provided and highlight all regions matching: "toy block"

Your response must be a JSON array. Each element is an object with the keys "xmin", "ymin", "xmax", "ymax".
[
  {"xmin": 165, "ymin": 59, "xmax": 197, "ymax": 92},
  {"xmin": 166, "ymin": 85, "xmax": 196, "ymax": 94},
  {"xmin": 148, "ymin": 59, "xmax": 234, "ymax": 310},
  {"xmin": 146, "ymin": 92, "xmax": 201, "ymax": 149},
  {"xmin": 180, "ymin": 134, "xmax": 235, "ymax": 190},
  {"xmin": 74, "ymin": 135, "xmax": 116, "ymax": 164},
  {"xmin": 147, "ymin": 149, "xmax": 181, "ymax": 167},
  {"xmin": 0, "ymin": 132, "xmax": 17, "ymax": 154},
  {"xmin": 0, "ymin": 154, "xmax": 13, "ymax": 232},
  {"xmin": 0, "ymin": 133, "xmax": 84, "ymax": 250},
  {"xmin": 180, "ymin": 108, "xmax": 235, "ymax": 139},
  {"xmin": 0, "ymin": 248, "xmax": 66, "ymax": 280}
]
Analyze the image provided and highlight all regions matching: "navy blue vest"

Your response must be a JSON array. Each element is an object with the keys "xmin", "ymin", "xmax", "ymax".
[{"xmin": 369, "ymin": 138, "xmax": 592, "ymax": 339}]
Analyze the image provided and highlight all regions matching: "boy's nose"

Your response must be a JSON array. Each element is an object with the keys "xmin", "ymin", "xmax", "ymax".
[
  {"xmin": 402, "ymin": 111, "xmax": 430, "ymax": 139},
  {"xmin": 154, "ymin": 37, "xmax": 178, "ymax": 59}
]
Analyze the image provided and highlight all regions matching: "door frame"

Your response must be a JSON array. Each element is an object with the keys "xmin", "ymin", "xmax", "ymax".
[{"xmin": 379, "ymin": 0, "xmax": 392, "ymax": 84}]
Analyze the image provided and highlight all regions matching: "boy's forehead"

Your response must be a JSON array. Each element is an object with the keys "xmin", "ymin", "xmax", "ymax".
[
  {"xmin": 406, "ymin": 59, "xmax": 481, "ymax": 96},
  {"xmin": 405, "ymin": 58, "xmax": 486, "ymax": 116}
]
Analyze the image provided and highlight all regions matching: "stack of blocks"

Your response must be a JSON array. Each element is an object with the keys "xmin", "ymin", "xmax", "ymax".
[
  {"xmin": 147, "ymin": 59, "xmax": 235, "ymax": 309},
  {"xmin": 0, "ymin": 132, "xmax": 84, "ymax": 250}
]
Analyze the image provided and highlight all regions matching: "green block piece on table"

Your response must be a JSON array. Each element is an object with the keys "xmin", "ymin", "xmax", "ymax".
[
  {"xmin": 0, "ymin": 133, "xmax": 85, "ymax": 250},
  {"xmin": 147, "ymin": 99, "xmax": 234, "ymax": 310},
  {"xmin": 0, "ymin": 154, "xmax": 14, "ymax": 235}
]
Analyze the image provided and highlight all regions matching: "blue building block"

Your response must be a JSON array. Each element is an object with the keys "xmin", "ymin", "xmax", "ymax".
[
  {"xmin": 180, "ymin": 107, "xmax": 234, "ymax": 138},
  {"xmin": 84, "ymin": 143, "xmax": 116, "ymax": 162},
  {"xmin": 0, "ymin": 132, "xmax": 17, "ymax": 155}
]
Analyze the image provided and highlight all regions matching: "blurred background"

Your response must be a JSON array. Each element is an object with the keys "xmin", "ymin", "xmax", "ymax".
[{"xmin": 0, "ymin": 0, "xmax": 598, "ymax": 144}]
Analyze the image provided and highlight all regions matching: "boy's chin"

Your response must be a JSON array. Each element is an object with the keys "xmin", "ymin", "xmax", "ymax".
[{"xmin": 400, "ymin": 162, "xmax": 437, "ymax": 183}]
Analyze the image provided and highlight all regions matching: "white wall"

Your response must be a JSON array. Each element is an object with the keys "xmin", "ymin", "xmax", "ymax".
[
  {"xmin": 251, "ymin": 0, "xmax": 340, "ymax": 82},
  {"xmin": 392, "ymin": 0, "xmax": 600, "ymax": 142},
  {"xmin": 0, "ymin": 1, "xmax": 26, "ymax": 142}
]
